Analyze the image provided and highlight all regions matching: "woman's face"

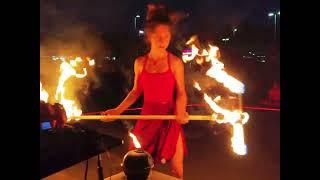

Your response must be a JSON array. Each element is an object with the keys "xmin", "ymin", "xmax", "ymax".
[{"xmin": 149, "ymin": 24, "xmax": 171, "ymax": 50}]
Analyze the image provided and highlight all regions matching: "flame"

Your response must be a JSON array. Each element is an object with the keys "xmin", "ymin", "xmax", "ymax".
[
  {"xmin": 196, "ymin": 57, "xmax": 204, "ymax": 65},
  {"xmin": 194, "ymin": 82, "xmax": 201, "ymax": 91},
  {"xmin": 54, "ymin": 57, "xmax": 88, "ymax": 120},
  {"xmin": 186, "ymin": 35, "xmax": 197, "ymax": 45},
  {"xmin": 129, "ymin": 132, "xmax": 141, "ymax": 149},
  {"xmin": 206, "ymin": 45, "xmax": 244, "ymax": 94},
  {"xmin": 186, "ymin": 37, "xmax": 250, "ymax": 155},
  {"xmin": 86, "ymin": 57, "xmax": 95, "ymax": 66},
  {"xmin": 202, "ymin": 92, "xmax": 249, "ymax": 155},
  {"xmin": 40, "ymin": 82, "xmax": 49, "ymax": 103},
  {"xmin": 231, "ymin": 123, "xmax": 247, "ymax": 155},
  {"xmin": 41, "ymin": 56, "xmax": 94, "ymax": 121},
  {"xmin": 183, "ymin": 44, "xmax": 245, "ymax": 94}
]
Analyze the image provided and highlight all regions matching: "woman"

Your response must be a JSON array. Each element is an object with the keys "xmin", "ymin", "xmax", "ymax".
[{"xmin": 102, "ymin": 4, "xmax": 189, "ymax": 178}]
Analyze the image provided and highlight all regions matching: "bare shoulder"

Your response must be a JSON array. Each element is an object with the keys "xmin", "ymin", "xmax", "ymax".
[
  {"xmin": 168, "ymin": 53, "xmax": 184, "ymax": 70},
  {"xmin": 134, "ymin": 56, "xmax": 146, "ymax": 73},
  {"xmin": 135, "ymin": 56, "xmax": 145, "ymax": 67}
]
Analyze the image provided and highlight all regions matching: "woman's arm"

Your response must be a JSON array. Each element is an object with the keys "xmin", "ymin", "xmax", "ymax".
[
  {"xmin": 172, "ymin": 56, "xmax": 189, "ymax": 124},
  {"xmin": 102, "ymin": 58, "xmax": 143, "ymax": 115}
]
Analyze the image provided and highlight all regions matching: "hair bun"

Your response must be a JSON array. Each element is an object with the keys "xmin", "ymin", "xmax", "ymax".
[
  {"xmin": 146, "ymin": 3, "xmax": 187, "ymax": 25},
  {"xmin": 146, "ymin": 3, "xmax": 170, "ymax": 22}
]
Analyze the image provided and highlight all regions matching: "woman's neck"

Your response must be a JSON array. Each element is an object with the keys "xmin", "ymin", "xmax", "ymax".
[{"xmin": 149, "ymin": 48, "xmax": 167, "ymax": 60}]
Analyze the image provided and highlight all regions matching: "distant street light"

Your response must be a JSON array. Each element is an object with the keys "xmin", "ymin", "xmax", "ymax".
[
  {"xmin": 233, "ymin": 28, "xmax": 238, "ymax": 37},
  {"xmin": 134, "ymin": 15, "xmax": 141, "ymax": 30},
  {"xmin": 222, "ymin": 38, "xmax": 230, "ymax": 45},
  {"xmin": 138, "ymin": 30, "xmax": 144, "ymax": 37},
  {"xmin": 268, "ymin": 12, "xmax": 275, "ymax": 17},
  {"xmin": 268, "ymin": 11, "xmax": 280, "ymax": 40}
]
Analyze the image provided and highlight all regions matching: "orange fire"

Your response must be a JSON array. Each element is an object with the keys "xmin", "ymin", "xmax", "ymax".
[
  {"xmin": 54, "ymin": 57, "xmax": 87, "ymax": 120},
  {"xmin": 40, "ymin": 82, "xmax": 49, "ymax": 103},
  {"xmin": 184, "ymin": 37, "xmax": 249, "ymax": 155},
  {"xmin": 129, "ymin": 132, "xmax": 141, "ymax": 149},
  {"xmin": 40, "ymin": 56, "xmax": 95, "ymax": 121}
]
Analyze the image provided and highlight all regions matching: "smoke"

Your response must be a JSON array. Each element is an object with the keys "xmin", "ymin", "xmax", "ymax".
[{"xmin": 40, "ymin": 0, "xmax": 110, "ymax": 106}]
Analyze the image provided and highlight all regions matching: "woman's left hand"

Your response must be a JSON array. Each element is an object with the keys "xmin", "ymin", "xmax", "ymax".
[{"xmin": 176, "ymin": 112, "xmax": 189, "ymax": 124}]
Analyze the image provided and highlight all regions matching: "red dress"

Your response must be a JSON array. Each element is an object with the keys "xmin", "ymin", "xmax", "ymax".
[{"xmin": 129, "ymin": 53, "xmax": 187, "ymax": 163}]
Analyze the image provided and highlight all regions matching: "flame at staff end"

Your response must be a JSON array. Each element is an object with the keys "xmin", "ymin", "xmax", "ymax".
[
  {"xmin": 194, "ymin": 82, "xmax": 201, "ymax": 91},
  {"xmin": 187, "ymin": 37, "xmax": 250, "ymax": 156},
  {"xmin": 231, "ymin": 123, "xmax": 247, "ymax": 155},
  {"xmin": 202, "ymin": 91, "xmax": 249, "ymax": 155},
  {"xmin": 129, "ymin": 132, "xmax": 141, "ymax": 149},
  {"xmin": 86, "ymin": 57, "xmax": 96, "ymax": 66}
]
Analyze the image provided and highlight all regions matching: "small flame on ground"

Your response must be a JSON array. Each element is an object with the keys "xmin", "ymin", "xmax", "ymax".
[{"xmin": 129, "ymin": 132, "xmax": 141, "ymax": 149}]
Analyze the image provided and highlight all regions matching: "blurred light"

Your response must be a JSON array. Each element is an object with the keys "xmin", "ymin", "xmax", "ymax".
[
  {"xmin": 222, "ymin": 38, "xmax": 230, "ymax": 42},
  {"xmin": 139, "ymin": 30, "xmax": 144, "ymax": 35},
  {"xmin": 89, "ymin": 59, "xmax": 95, "ymax": 66},
  {"xmin": 112, "ymin": 57, "xmax": 116, "ymax": 60},
  {"xmin": 268, "ymin": 12, "xmax": 275, "ymax": 17},
  {"xmin": 277, "ymin": 11, "xmax": 280, "ymax": 15},
  {"xmin": 233, "ymin": 28, "xmax": 238, "ymax": 32},
  {"xmin": 70, "ymin": 60, "xmax": 76, "ymax": 66},
  {"xmin": 136, "ymin": 15, "xmax": 140, "ymax": 18},
  {"xmin": 75, "ymin": 57, "xmax": 82, "ymax": 62}
]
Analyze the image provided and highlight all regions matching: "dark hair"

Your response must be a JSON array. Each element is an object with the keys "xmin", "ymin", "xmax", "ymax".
[
  {"xmin": 143, "ymin": 3, "xmax": 187, "ymax": 47},
  {"xmin": 144, "ymin": 3, "xmax": 173, "ymax": 37}
]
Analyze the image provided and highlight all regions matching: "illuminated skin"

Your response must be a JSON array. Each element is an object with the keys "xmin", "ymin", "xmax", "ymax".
[{"xmin": 102, "ymin": 24, "xmax": 188, "ymax": 178}]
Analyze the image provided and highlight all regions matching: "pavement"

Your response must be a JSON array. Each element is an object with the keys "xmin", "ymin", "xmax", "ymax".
[{"xmin": 43, "ymin": 110, "xmax": 280, "ymax": 180}]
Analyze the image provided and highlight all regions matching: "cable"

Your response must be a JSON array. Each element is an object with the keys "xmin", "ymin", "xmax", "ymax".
[
  {"xmin": 84, "ymin": 159, "xmax": 89, "ymax": 180},
  {"xmin": 97, "ymin": 154, "xmax": 104, "ymax": 180}
]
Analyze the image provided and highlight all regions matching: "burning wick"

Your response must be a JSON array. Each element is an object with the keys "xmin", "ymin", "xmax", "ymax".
[
  {"xmin": 129, "ymin": 132, "xmax": 141, "ymax": 149},
  {"xmin": 129, "ymin": 133, "xmax": 166, "ymax": 164},
  {"xmin": 123, "ymin": 133, "xmax": 154, "ymax": 180}
]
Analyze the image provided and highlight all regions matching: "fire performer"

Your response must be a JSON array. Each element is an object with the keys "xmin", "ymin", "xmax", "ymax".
[{"xmin": 102, "ymin": 3, "xmax": 188, "ymax": 178}]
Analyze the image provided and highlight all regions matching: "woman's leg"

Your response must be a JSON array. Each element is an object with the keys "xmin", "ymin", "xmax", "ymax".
[{"xmin": 171, "ymin": 132, "xmax": 184, "ymax": 179}]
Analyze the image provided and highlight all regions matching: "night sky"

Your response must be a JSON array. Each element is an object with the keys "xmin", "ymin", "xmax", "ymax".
[{"xmin": 40, "ymin": 0, "xmax": 280, "ymax": 35}]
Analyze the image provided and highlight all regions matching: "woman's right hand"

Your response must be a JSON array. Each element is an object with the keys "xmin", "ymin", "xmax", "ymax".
[{"xmin": 101, "ymin": 108, "xmax": 122, "ymax": 116}]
